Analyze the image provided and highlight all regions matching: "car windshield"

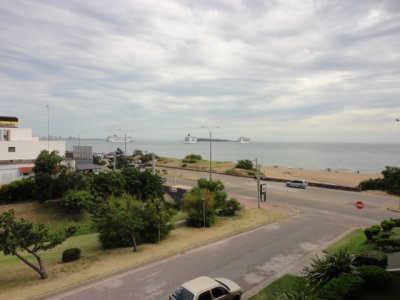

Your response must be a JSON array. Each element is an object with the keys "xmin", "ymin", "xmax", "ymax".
[
  {"xmin": 172, "ymin": 286, "xmax": 194, "ymax": 300},
  {"xmin": 214, "ymin": 279, "xmax": 230, "ymax": 291}
]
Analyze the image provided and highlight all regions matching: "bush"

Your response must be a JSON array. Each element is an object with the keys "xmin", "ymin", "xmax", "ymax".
[
  {"xmin": 353, "ymin": 251, "xmax": 388, "ymax": 268},
  {"xmin": 390, "ymin": 218, "xmax": 400, "ymax": 227},
  {"xmin": 364, "ymin": 225, "xmax": 381, "ymax": 240},
  {"xmin": 381, "ymin": 220, "xmax": 396, "ymax": 232},
  {"xmin": 62, "ymin": 248, "xmax": 81, "ymax": 262},
  {"xmin": 375, "ymin": 238, "xmax": 400, "ymax": 252},
  {"xmin": 183, "ymin": 154, "xmax": 202, "ymax": 163},
  {"xmin": 317, "ymin": 274, "xmax": 364, "ymax": 300},
  {"xmin": 359, "ymin": 178, "xmax": 386, "ymax": 191},
  {"xmin": 304, "ymin": 250, "xmax": 357, "ymax": 288},
  {"xmin": 61, "ymin": 190, "xmax": 95, "ymax": 213},
  {"xmin": 216, "ymin": 198, "xmax": 242, "ymax": 216},
  {"xmin": 0, "ymin": 177, "xmax": 34, "ymax": 203},
  {"xmin": 357, "ymin": 265, "xmax": 392, "ymax": 289},
  {"xmin": 235, "ymin": 159, "xmax": 254, "ymax": 170}
]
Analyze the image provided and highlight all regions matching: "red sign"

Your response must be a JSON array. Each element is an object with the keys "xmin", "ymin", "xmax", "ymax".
[{"xmin": 355, "ymin": 201, "xmax": 365, "ymax": 210}]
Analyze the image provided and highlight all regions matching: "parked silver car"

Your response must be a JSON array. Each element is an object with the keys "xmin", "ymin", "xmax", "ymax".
[
  {"xmin": 286, "ymin": 180, "xmax": 308, "ymax": 189},
  {"xmin": 170, "ymin": 276, "xmax": 242, "ymax": 300}
]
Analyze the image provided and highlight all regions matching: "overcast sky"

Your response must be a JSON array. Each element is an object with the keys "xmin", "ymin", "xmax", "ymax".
[{"xmin": 1, "ymin": 0, "xmax": 399, "ymax": 143}]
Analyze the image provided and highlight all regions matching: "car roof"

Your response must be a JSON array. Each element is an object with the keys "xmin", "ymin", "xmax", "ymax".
[{"xmin": 181, "ymin": 276, "xmax": 219, "ymax": 294}]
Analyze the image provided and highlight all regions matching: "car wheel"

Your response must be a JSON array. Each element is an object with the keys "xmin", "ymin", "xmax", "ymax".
[{"xmin": 233, "ymin": 296, "xmax": 241, "ymax": 300}]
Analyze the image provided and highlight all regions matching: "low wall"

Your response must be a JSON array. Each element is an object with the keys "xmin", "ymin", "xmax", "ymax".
[{"xmin": 260, "ymin": 176, "xmax": 361, "ymax": 192}]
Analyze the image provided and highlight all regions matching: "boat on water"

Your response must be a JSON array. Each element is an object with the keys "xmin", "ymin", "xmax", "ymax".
[
  {"xmin": 184, "ymin": 133, "xmax": 197, "ymax": 144},
  {"xmin": 107, "ymin": 135, "xmax": 134, "ymax": 143},
  {"xmin": 238, "ymin": 136, "xmax": 250, "ymax": 143}
]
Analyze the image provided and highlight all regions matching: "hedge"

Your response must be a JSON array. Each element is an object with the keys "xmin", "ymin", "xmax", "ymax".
[
  {"xmin": 353, "ymin": 251, "xmax": 388, "ymax": 268},
  {"xmin": 317, "ymin": 274, "xmax": 365, "ymax": 300},
  {"xmin": 357, "ymin": 265, "xmax": 392, "ymax": 289},
  {"xmin": 0, "ymin": 177, "xmax": 34, "ymax": 203},
  {"xmin": 364, "ymin": 225, "xmax": 381, "ymax": 240}
]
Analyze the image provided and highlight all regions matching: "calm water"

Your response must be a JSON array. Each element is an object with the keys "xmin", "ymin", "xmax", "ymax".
[{"xmin": 66, "ymin": 139, "xmax": 400, "ymax": 174}]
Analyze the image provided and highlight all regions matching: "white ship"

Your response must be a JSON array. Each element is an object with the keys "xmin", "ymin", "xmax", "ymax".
[
  {"xmin": 184, "ymin": 133, "xmax": 197, "ymax": 144},
  {"xmin": 238, "ymin": 136, "xmax": 250, "ymax": 143},
  {"xmin": 107, "ymin": 135, "xmax": 134, "ymax": 143}
]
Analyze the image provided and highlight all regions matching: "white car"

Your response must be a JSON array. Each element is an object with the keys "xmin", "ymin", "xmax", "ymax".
[
  {"xmin": 170, "ymin": 276, "xmax": 242, "ymax": 300},
  {"xmin": 286, "ymin": 180, "xmax": 308, "ymax": 189}
]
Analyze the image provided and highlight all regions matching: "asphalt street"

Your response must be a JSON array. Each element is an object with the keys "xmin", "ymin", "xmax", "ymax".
[{"xmin": 43, "ymin": 169, "xmax": 400, "ymax": 300}]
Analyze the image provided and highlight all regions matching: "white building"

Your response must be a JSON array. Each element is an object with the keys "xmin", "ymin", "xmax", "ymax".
[{"xmin": 0, "ymin": 116, "xmax": 65, "ymax": 185}]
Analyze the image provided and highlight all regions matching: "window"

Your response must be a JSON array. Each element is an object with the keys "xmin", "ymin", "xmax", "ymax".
[
  {"xmin": 8, "ymin": 146, "xmax": 16, "ymax": 152},
  {"xmin": 3, "ymin": 129, "xmax": 10, "ymax": 141},
  {"xmin": 211, "ymin": 287, "xmax": 229, "ymax": 298},
  {"xmin": 198, "ymin": 291, "xmax": 212, "ymax": 300}
]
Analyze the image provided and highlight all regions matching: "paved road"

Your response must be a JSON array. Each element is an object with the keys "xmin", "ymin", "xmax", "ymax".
[{"xmin": 44, "ymin": 169, "xmax": 399, "ymax": 300}]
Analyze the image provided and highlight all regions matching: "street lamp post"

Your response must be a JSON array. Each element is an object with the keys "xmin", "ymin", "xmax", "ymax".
[
  {"xmin": 201, "ymin": 126, "xmax": 219, "ymax": 181},
  {"xmin": 396, "ymin": 118, "xmax": 399, "ymax": 208},
  {"xmin": 201, "ymin": 192, "xmax": 206, "ymax": 228},
  {"xmin": 46, "ymin": 105, "xmax": 49, "ymax": 151},
  {"xmin": 255, "ymin": 158, "xmax": 261, "ymax": 209},
  {"xmin": 116, "ymin": 129, "xmax": 134, "ymax": 156}
]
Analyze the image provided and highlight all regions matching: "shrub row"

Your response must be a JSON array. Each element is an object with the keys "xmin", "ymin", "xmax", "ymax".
[
  {"xmin": 0, "ymin": 177, "xmax": 34, "ymax": 203},
  {"xmin": 317, "ymin": 274, "xmax": 364, "ymax": 300},
  {"xmin": 357, "ymin": 265, "xmax": 392, "ymax": 289},
  {"xmin": 353, "ymin": 251, "xmax": 388, "ymax": 268}
]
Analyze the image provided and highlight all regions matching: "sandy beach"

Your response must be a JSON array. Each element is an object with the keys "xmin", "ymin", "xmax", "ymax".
[{"xmin": 261, "ymin": 166, "xmax": 382, "ymax": 187}]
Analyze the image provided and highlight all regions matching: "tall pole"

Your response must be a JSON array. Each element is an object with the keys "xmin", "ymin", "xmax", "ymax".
[
  {"xmin": 124, "ymin": 131, "xmax": 127, "ymax": 155},
  {"xmin": 396, "ymin": 119, "xmax": 399, "ymax": 208},
  {"xmin": 202, "ymin": 126, "xmax": 219, "ymax": 181},
  {"xmin": 209, "ymin": 130, "xmax": 212, "ymax": 181},
  {"xmin": 256, "ymin": 158, "xmax": 260, "ymax": 208},
  {"xmin": 46, "ymin": 105, "xmax": 49, "ymax": 151}
]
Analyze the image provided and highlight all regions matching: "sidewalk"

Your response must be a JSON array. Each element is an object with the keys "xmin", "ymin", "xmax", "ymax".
[{"xmin": 229, "ymin": 193, "xmax": 298, "ymax": 217}]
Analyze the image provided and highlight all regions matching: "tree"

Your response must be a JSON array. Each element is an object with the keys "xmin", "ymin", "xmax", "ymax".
[
  {"xmin": 91, "ymin": 171, "xmax": 125, "ymax": 198},
  {"xmin": 0, "ymin": 209, "xmax": 76, "ymax": 279},
  {"xmin": 33, "ymin": 173, "xmax": 54, "ymax": 202},
  {"xmin": 33, "ymin": 150, "xmax": 63, "ymax": 175},
  {"xmin": 115, "ymin": 147, "xmax": 132, "ymax": 169},
  {"xmin": 183, "ymin": 188, "xmax": 215, "ymax": 227},
  {"xmin": 32, "ymin": 150, "xmax": 64, "ymax": 202},
  {"xmin": 91, "ymin": 195, "xmax": 143, "ymax": 251},
  {"xmin": 196, "ymin": 179, "xmax": 241, "ymax": 216},
  {"xmin": 140, "ymin": 198, "xmax": 176, "ymax": 243},
  {"xmin": 53, "ymin": 169, "xmax": 91, "ymax": 198},
  {"xmin": 61, "ymin": 189, "xmax": 96, "ymax": 213},
  {"xmin": 121, "ymin": 166, "xmax": 141, "ymax": 195},
  {"xmin": 137, "ymin": 170, "xmax": 164, "ymax": 201}
]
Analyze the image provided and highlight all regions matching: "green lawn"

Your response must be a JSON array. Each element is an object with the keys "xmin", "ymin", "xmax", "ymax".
[
  {"xmin": 324, "ymin": 228, "xmax": 376, "ymax": 254},
  {"xmin": 249, "ymin": 274, "xmax": 301, "ymax": 300}
]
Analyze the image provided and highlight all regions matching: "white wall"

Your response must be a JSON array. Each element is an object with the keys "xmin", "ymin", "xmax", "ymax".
[
  {"xmin": 0, "ymin": 163, "xmax": 34, "ymax": 185},
  {"xmin": 10, "ymin": 128, "xmax": 39, "ymax": 141},
  {"xmin": 0, "ymin": 141, "xmax": 66, "ymax": 160}
]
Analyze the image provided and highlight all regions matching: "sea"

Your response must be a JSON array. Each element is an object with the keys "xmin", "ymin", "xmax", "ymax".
[{"xmin": 66, "ymin": 139, "xmax": 400, "ymax": 174}]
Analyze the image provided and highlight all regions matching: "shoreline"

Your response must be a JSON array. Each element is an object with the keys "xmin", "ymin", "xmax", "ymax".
[
  {"xmin": 260, "ymin": 166, "xmax": 382, "ymax": 188},
  {"xmin": 156, "ymin": 158, "xmax": 382, "ymax": 188}
]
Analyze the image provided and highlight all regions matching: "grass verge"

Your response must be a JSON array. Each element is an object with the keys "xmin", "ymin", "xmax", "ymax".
[
  {"xmin": 0, "ymin": 208, "xmax": 285, "ymax": 300},
  {"xmin": 324, "ymin": 228, "xmax": 376, "ymax": 255},
  {"xmin": 248, "ymin": 274, "xmax": 301, "ymax": 300}
]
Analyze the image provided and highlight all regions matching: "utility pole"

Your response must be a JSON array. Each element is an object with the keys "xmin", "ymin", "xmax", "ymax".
[
  {"xmin": 46, "ymin": 105, "xmax": 49, "ymax": 151},
  {"xmin": 152, "ymin": 153, "xmax": 155, "ymax": 175},
  {"xmin": 255, "ymin": 158, "xmax": 260, "ymax": 208},
  {"xmin": 201, "ymin": 126, "xmax": 219, "ymax": 181}
]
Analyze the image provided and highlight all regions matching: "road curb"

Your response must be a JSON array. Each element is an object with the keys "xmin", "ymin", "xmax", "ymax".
[{"xmin": 242, "ymin": 226, "xmax": 362, "ymax": 300}]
